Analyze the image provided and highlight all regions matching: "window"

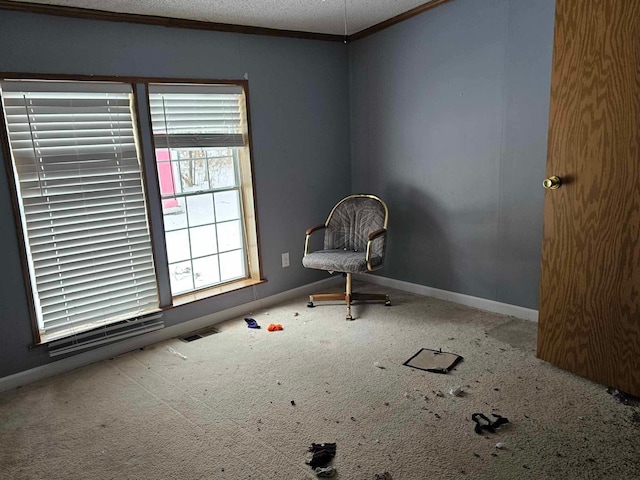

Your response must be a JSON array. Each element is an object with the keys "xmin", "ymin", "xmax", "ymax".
[
  {"xmin": 0, "ymin": 80, "xmax": 159, "ymax": 342},
  {"xmin": 0, "ymin": 80, "xmax": 260, "ymax": 344},
  {"xmin": 148, "ymin": 84, "xmax": 259, "ymax": 297},
  {"xmin": 0, "ymin": 78, "xmax": 261, "ymax": 346}
]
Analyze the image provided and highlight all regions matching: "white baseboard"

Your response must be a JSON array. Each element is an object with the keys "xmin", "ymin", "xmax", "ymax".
[
  {"xmin": 355, "ymin": 273, "xmax": 539, "ymax": 323},
  {"xmin": 0, "ymin": 276, "xmax": 341, "ymax": 393}
]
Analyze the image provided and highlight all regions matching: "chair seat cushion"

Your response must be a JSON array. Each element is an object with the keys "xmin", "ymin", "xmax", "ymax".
[{"xmin": 302, "ymin": 250, "xmax": 382, "ymax": 274}]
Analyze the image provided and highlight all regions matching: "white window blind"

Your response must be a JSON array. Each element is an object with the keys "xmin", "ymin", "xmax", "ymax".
[
  {"xmin": 1, "ymin": 80, "xmax": 160, "ymax": 342},
  {"xmin": 148, "ymin": 84, "xmax": 245, "ymax": 148}
]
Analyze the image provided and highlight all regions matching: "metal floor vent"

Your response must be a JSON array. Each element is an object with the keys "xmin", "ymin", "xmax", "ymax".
[{"xmin": 179, "ymin": 327, "xmax": 220, "ymax": 342}]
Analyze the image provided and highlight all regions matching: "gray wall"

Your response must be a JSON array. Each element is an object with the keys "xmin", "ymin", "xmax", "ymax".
[
  {"xmin": 0, "ymin": 0, "xmax": 557, "ymax": 379},
  {"xmin": 0, "ymin": 11, "xmax": 350, "ymax": 378},
  {"xmin": 349, "ymin": 0, "xmax": 555, "ymax": 309}
]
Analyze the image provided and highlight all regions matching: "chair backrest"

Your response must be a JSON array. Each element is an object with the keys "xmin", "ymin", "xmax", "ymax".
[{"xmin": 324, "ymin": 194, "xmax": 388, "ymax": 259}]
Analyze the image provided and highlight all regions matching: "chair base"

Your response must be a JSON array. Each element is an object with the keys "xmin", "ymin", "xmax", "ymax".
[{"xmin": 307, "ymin": 273, "xmax": 390, "ymax": 320}]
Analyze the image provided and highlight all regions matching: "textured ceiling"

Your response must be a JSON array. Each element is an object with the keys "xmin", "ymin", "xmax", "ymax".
[{"xmin": 7, "ymin": 0, "xmax": 438, "ymax": 35}]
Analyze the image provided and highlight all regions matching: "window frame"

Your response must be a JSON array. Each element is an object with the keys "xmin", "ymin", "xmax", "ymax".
[
  {"xmin": 146, "ymin": 83, "xmax": 259, "ymax": 298},
  {"xmin": 0, "ymin": 73, "xmax": 264, "ymax": 346}
]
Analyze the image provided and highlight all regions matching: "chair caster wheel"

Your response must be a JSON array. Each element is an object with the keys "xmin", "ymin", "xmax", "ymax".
[
  {"xmin": 385, "ymin": 300, "xmax": 391, "ymax": 306},
  {"xmin": 307, "ymin": 302, "xmax": 314, "ymax": 308},
  {"xmin": 346, "ymin": 314, "xmax": 353, "ymax": 321}
]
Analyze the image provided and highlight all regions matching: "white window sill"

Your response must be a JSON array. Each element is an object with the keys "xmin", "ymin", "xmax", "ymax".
[{"xmin": 171, "ymin": 277, "xmax": 266, "ymax": 307}]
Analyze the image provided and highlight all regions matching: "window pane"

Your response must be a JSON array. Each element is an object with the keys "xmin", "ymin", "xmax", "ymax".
[
  {"xmin": 190, "ymin": 224, "xmax": 217, "ymax": 257},
  {"xmin": 169, "ymin": 260, "xmax": 194, "ymax": 294},
  {"xmin": 178, "ymin": 150, "xmax": 210, "ymax": 192},
  {"xmin": 219, "ymin": 250, "xmax": 244, "ymax": 281},
  {"xmin": 186, "ymin": 193, "xmax": 215, "ymax": 227},
  {"xmin": 193, "ymin": 255, "xmax": 220, "ymax": 288},
  {"xmin": 170, "ymin": 156, "xmax": 183, "ymax": 194},
  {"xmin": 163, "ymin": 197, "xmax": 187, "ymax": 231},
  {"xmin": 214, "ymin": 190, "xmax": 240, "ymax": 222},
  {"xmin": 217, "ymin": 220, "xmax": 242, "ymax": 252},
  {"xmin": 165, "ymin": 229, "xmax": 190, "ymax": 263},
  {"xmin": 209, "ymin": 154, "xmax": 236, "ymax": 189},
  {"xmin": 156, "ymin": 148, "xmax": 178, "ymax": 196}
]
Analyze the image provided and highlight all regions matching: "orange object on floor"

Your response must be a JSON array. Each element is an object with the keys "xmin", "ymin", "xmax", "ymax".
[{"xmin": 267, "ymin": 323, "xmax": 283, "ymax": 331}]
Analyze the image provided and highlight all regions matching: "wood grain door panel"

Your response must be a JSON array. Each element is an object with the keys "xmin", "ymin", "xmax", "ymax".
[{"xmin": 537, "ymin": 0, "xmax": 640, "ymax": 396}]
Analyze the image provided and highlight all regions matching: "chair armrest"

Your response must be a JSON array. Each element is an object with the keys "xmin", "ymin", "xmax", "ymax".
[
  {"xmin": 306, "ymin": 224, "xmax": 326, "ymax": 236},
  {"xmin": 366, "ymin": 228, "xmax": 387, "ymax": 271},
  {"xmin": 368, "ymin": 228, "xmax": 387, "ymax": 241},
  {"xmin": 304, "ymin": 224, "xmax": 326, "ymax": 256}
]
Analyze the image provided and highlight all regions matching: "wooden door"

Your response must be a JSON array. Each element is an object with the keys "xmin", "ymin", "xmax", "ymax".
[{"xmin": 537, "ymin": 0, "xmax": 640, "ymax": 396}]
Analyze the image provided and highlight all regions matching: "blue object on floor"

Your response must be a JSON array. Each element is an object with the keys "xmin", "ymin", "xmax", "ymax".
[{"xmin": 245, "ymin": 318, "xmax": 261, "ymax": 329}]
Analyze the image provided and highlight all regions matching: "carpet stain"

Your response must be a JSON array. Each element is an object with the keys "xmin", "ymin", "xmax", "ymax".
[{"xmin": 486, "ymin": 318, "xmax": 537, "ymax": 351}]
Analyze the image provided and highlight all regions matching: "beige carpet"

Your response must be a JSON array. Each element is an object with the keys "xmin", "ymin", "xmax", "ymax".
[{"xmin": 1, "ymin": 281, "xmax": 639, "ymax": 480}]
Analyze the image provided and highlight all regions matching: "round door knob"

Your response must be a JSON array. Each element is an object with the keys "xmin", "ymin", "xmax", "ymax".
[{"xmin": 543, "ymin": 175, "xmax": 562, "ymax": 190}]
